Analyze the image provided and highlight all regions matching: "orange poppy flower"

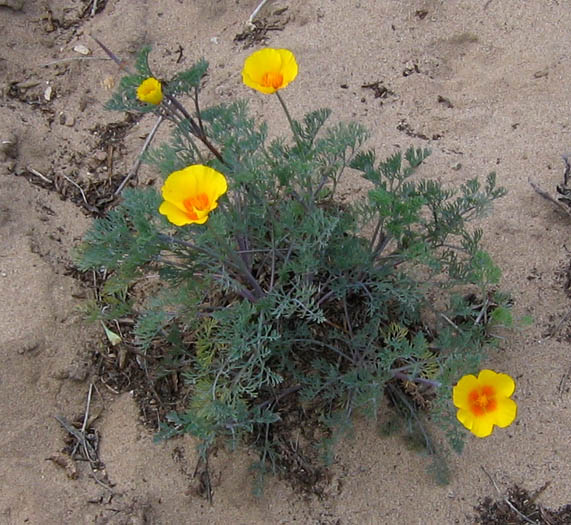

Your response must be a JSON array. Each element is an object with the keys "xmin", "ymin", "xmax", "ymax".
[
  {"xmin": 242, "ymin": 48, "xmax": 298, "ymax": 94},
  {"xmin": 453, "ymin": 369, "xmax": 517, "ymax": 438},
  {"xmin": 137, "ymin": 77, "xmax": 163, "ymax": 105},
  {"xmin": 159, "ymin": 165, "xmax": 228, "ymax": 226}
]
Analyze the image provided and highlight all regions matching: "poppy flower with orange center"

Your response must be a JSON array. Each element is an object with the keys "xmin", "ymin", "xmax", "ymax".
[
  {"xmin": 137, "ymin": 77, "xmax": 163, "ymax": 105},
  {"xmin": 453, "ymin": 369, "xmax": 517, "ymax": 438},
  {"xmin": 242, "ymin": 48, "xmax": 298, "ymax": 94},
  {"xmin": 158, "ymin": 165, "xmax": 228, "ymax": 226}
]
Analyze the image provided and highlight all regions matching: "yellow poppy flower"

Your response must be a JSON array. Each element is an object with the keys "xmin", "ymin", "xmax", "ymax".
[
  {"xmin": 453, "ymin": 369, "xmax": 517, "ymax": 438},
  {"xmin": 159, "ymin": 165, "xmax": 228, "ymax": 226},
  {"xmin": 242, "ymin": 48, "xmax": 298, "ymax": 94},
  {"xmin": 137, "ymin": 77, "xmax": 163, "ymax": 105}
]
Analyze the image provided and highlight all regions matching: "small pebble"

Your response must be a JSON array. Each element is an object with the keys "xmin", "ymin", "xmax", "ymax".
[
  {"xmin": 94, "ymin": 150, "xmax": 107, "ymax": 162},
  {"xmin": 16, "ymin": 80, "xmax": 40, "ymax": 90},
  {"xmin": 1, "ymin": 160, "xmax": 16, "ymax": 173},
  {"xmin": 102, "ymin": 76, "xmax": 115, "ymax": 91},
  {"xmin": 0, "ymin": 132, "xmax": 18, "ymax": 159},
  {"xmin": 0, "ymin": 0, "xmax": 24, "ymax": 11},
  {"xmin": 44, "ymin": 85, "xmax": 53, "ymax": 101},
  {"xmin": 73, "ymin": 44, "xmax": 91, "ymax": 55}
]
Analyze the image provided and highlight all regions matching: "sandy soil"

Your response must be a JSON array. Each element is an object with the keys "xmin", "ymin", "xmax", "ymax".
[{"xmin": 1, "ymin": 1, "xmax": 570, "ymax": 523}]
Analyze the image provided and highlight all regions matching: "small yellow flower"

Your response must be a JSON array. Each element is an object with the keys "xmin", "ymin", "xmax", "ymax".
[
  {"xmin": 242, "ymin": 48, "xmax": 298, "ymax": 94},
  {"xmin": 159, "ymin": 165, "xmax": 228, "ymax": 226},
  {"xmin": 137, "ymin": 77, "xmax": 163, "ymax": 105},
  {"xmin": 453, "ymin": 369, "xmax": 517, "ymax": 438}
]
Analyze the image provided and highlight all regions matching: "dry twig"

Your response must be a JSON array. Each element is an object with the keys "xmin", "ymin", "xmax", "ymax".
[
  {"xmin": 529, "ymin": 154, "xmax": 571, "ymax": 217},
  {"xmin": 26, "ymin": 166, "xmax": 53, "ymax": 184},
  {"xmin": 43, "ymin": 56, "xmax": 111, "ymax": 67},
  {"xmin": 114, "ymin": 115, "xmax": 164, "ymax": 196},
  {"xmin": 54, "ymin": 385, "xmax": 113, "ymax": 491},
  {"xmin": 249, "ymin": 0, "xmax": 271, "ymax": 27},
  {"xmin": 480, "ymin": 466, "xmax": 536, "ymax": 524}
]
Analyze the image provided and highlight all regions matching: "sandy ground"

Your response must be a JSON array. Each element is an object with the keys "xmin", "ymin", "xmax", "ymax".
[{"xmin": 1, "ymin": 0, "xmax": 570, "ymax": 523}]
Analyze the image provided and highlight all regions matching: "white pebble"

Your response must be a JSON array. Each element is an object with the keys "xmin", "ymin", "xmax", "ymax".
[{"xmin": 73, "ymin": 44, "xmax": 91, "ymax": 55}]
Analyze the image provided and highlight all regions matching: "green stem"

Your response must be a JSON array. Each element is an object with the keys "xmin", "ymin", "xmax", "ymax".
[{"xmin": 275, "ymin": 91, "xmax": 299, "ymax": 144}]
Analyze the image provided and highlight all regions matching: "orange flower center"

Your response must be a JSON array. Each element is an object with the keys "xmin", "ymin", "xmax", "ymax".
[
  {"xmin": 468, "ymin": 385, "xmax": 497, "ymax": 416},
  {"xmin": 261, "ymin": 71, "xmax": 284, "ymax": 89},
  {"xmin": 183, "ymin": 193, "xmax": 210, "ymax": 220}
]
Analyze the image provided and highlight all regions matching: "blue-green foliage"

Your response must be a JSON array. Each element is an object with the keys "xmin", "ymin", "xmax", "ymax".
[{"xmin": 79, "ymin": 52, "xmax": 511, "ymax": 491}]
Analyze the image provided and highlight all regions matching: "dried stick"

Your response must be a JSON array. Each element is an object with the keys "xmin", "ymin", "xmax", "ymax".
[
  {"xmin": 480, "ymin": 466, "xmax": 536, "ymax": 524},
  {"xmin": 529, "ymin": 178, "xmax": 571, "ymax": 217},
  {"xmin": 114, "ymin": 115, "xmax": 164, "ymax": 196},
  {"xmin": 43, "ymin": 57, "xmax": 112, "ymax": 67},
  {"xmin": 26, "ymin": 166, "xmax": 53, "ymax": 184},
  {"xmin": 529, "ymin": 155, "xmax": 571, "ymax": 217},
  {"xmin": 249, "ymin": 0, "xmax": 271, "ymax": 26},
  {"xmin": 81, "ymin": 383, "xmax": 94, "ymax": 433},
  {"xmin": 60, "ymin": 173, "xmax": 90, "ymax": 208}
]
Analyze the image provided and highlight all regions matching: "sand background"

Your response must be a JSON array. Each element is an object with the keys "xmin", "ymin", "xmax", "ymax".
[{"xmin": 0, "ymin": 0, "xmax": 569, "ymax": 523}]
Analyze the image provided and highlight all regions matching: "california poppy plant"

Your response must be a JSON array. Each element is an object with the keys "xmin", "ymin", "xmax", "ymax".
[
  {"xmin": 242, "ymin": 48, "xmax": 298, "ymax": 94},
  {"xmin": 137, "ymin": 77, "xmax": 163, "ymax": 105},
  {"xmin": 453, "ymin": 369, "xmax": 517, "ymax": 438},
  {"xmin": 159, "ymin": 165, "xmax": 228, "ymax": 226}
]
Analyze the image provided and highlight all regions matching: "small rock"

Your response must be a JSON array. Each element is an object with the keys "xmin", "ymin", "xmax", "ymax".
[
  {"xmin": 94, "ymin": 150, "xmax": 107, "ymax": 162},
  {"xmin": 52, "ymin": 369, "xmax": 69, "ymax": 380},
  {"xmin": 3, "ymin": 160, "xmax": 16, "ymax": 172},
  {"xmin": 73, "ymin": 44, "xmax": 91, "ymax": 55},
  {"xmin": 87, "ymin": 158, "xmax": 100, "ymax": 171},
  {"xmin": 18, "ymin": 336, "xmax": 43, "ymax": 355},
  {"xmin": 15, "ymin": 80, "xmax": 40, "ymax": 90},
  {"xmin": 437, "ymin": 95, "xmax": 454, "ymax": 108},
  {"xmin": 64, "ymin": 115, "xmax": 76, "ymax": 127},
  {"xmin": 102, "ymin": 76, "xmax": 115, "ymax": 91},
  {"xmin": 79, "ymin": 94, "xmax": 91, "ymax": 112},
  {"xmin": 0, "ymin": 131, "xmax": 18, "ymax": 159},
  {"xmin": 451, "ymin": 162, "xmax": 462, "ymax": 171},
  {"xmin": 0, "ymin": 0, "xmax": 25, "ymax": 11},
  {"xmin": 403, "ymin": 60, "xmax": 420, "ymax": 76},
  {"xmin": 44, "ymin": 85, "xmax": 53, "ymax": 101}
]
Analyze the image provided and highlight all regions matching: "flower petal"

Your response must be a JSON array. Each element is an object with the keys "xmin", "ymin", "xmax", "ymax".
[
  {"xmin": 493, "ymin": 397, "xmax": 517, "ymax": 428},
  {"xmin": 277, "ymin": 49, "xmax": 298, "ymax": 87},
  {"xmin": 456, "ymin": 407, "xmax": 475, "ymax": 430},
  {"xmin": 452, "ymin": 373, "xmax": 479, "ymax": 409},
  {"xmin": 478, "ymin": 369, "xmax": 515, "ymax": 397},
  {"xmin": 159, "ymin": 201, "xmax": 195, "ymax": 226},
  {"xmin": 161, "ymin": 169, "xmax": 199, "ymax": 208},
  {"xmin": 192, "ymin": 166, "xmax": 228, "ymax": 203},
  {"xmin": 469, "ymin": 412, "xmax": 496, "ymax": 438}
]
